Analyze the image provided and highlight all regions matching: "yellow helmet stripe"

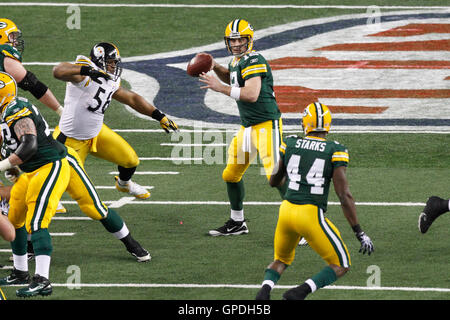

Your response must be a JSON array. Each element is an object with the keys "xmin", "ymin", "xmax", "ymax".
[
  {"xmin": 314, "ymin": 102, "xmax": 323, "ymax": 130},
  {"xmin": 232, "ymin": 19, "xmax": 240, "ymax": 34}
]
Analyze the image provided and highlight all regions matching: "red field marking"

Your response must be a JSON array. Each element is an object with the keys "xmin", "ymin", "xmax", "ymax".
[
  {"xmin": 269, "ymin": 57, "xmax": 450, "ymax": 70},
  {"xmin": 274, "ymin": 86, "xmax": 450, "ymax": 113},
  {"xmin": 316, "ymin": 39, "xmax": 449, "ymax": 51},
  {"xmin": 369, "ymin": 23, "xmax": 450, "ymax": 37}
]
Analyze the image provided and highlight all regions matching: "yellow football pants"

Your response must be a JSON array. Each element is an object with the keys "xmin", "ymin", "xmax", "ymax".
[
  {"xmin": 53, "ymin": 124, "xmax": 139, "ymax": 168},
  {"xmin": 222, "ymin": 119, "xmax": 282, "ymax": 183},
  {"xmin": 274, "ymin": 200, "xmax": 351, "ymax": 267},
  {"xmin": 8, "ymin": 158, "xmax": 70, "ymax": 233},
  {"xmin": 65, "ymin": 146, "xmax": 108, "ymax": 220}
]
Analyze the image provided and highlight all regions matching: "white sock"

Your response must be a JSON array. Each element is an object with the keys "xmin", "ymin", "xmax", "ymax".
[
  {"xmin": 114, "ymin": 223, "xmax": 130, "ymax": 240},
  {"xmin": 262, "ymin": 280, "xmax": 275, "ymax": 289},
  {"xmin": 117, "ymin": 178, "xmax": 129, "ymax": 186},
  {"xmin": 13, "ymin": 254, "xmax": 28, "ymax": 272},
  {"xmin": 305, "ymin": 279, "xmax": 317, "ymax": 293},
  {"xmin": 35, "ymin": 255, "xmax": 51, "ymax": 279},
  {"xmin": 447, "ymin": 200, "xmax": 450, "ymax": 211},
  {"xmin": 231, "ymin": 209, "xmax": 244, "ymax": 222}
]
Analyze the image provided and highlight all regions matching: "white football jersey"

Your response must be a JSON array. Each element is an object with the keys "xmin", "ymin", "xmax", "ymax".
[{"xmin": 59, "ymin": 55, "xmax": 121, "ymax": 140}]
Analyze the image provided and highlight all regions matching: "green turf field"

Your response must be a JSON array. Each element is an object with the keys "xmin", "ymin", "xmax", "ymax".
[{"xmin": 0, "ymin": 0, "xmax": 449, "ymax": 304}]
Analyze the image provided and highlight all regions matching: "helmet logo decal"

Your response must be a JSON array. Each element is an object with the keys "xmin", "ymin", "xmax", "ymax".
[
  {"xmin": 93, "ymin": 46, "xmax": 105, "ymax": 58},
  {"xmin": 0, "ymin": 22, "xmax": 7, "ymax": 29},
  {"xmin": 0, "ymin": 80, "xmax": 5, "ymax": 89}
]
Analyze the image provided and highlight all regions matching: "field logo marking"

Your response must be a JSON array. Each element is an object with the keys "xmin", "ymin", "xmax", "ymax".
[{"xmin": 121, "ymin": 10, "xmax": 450, "ymax": 132}]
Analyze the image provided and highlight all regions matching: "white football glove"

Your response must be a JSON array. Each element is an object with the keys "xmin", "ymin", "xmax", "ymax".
[
  {"xmin": 5, "ymin": 167, "xmax": 21, "ymax": 183},
  {"xmin": 356, "ymin": 231, "xmax": 374, "ymax": 255}
]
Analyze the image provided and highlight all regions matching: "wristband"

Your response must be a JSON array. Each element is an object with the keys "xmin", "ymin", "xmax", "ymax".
[
  {"xmin": 151, "ymin": 108, "xmax": 165, "ymax": 121},
  {"xmin": 352, "ymin": 224, "xmax": 362, "ymax": 234},
  {"xmin": 56, "ymin": 105, "xmax": 64, "ymax": 116},
  {"xmin": 0, "ymin": 159, "xmax": 13, "ymax": 172},
  {"xmin": 230, "ymin": 87, "xmax": 241, "ymax": 100},
  {"xmin": 80, "ymin": 66, "xmax": 91, "ymax": 76}
]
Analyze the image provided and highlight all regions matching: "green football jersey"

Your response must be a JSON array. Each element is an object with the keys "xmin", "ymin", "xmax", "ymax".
[
  {"xmin": 0, "ymin": 97, "xmax": 67, "ymax": 172},
  {"xmin": 228, "ymin": 51, "xmax": 281, "ymax": 127},
  {"xmin": 280, "ymin": 135, "xmax": 350, "ymax": 212},
  {"xmin": 0, "ymin": 44, "xmax": 22, "ymax": 71}
]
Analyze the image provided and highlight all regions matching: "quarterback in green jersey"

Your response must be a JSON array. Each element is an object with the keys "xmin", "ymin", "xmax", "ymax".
[
  {"xmin": 255, "ymin": 102, "xmax": 374, "ymax": 300},
  {"xmin": 199, "ymin": 19, "xmax": 286, "ymax": 237}
]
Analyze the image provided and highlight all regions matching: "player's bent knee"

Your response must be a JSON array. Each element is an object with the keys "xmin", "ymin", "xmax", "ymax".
[
  {"xmin": 120, "ymin": 156, "xmax": 139, "ymax": 169},
  {"xmin": 331, "ymin": 265, "xmax": 349, "ymax": 278},
  {"xmin": 222, "ymin": 169, "xmax": 242, "ymax": 183}
]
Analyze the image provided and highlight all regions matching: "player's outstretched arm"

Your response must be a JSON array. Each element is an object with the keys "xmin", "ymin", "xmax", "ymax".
[
  {"xmin": 333, "ymin": 166, "xmax": 374, "ymax": 255},
  {"xmin": 113, "ymin": 87, "xmax": 178, "ymax": 133},
  {"xmin": 4, "ymin": 57, "xmax": 63, "ymax": 115}
]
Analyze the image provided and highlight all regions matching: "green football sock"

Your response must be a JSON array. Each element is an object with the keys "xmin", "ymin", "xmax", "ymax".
[
  {"xmin": 101, "ymin": 208, "xmax": 125, "ymax": 233},
  {"xmin": 310, "ymin": 266, "xmax": 338, "ymax": 290},
  {"xmin": 263, "ymin": 268, "xmax": 281, "ymax": 285},
  {"xmin": 226, "ymin": 181, "xmax": 245, "ymax": 211},
  {"xmin": 11, "ymin": 226, "xmax": 27, "ymax": 256},
  {"xmin": 31, "ymin": 229, "xmax": 53, "ymax": 256}
]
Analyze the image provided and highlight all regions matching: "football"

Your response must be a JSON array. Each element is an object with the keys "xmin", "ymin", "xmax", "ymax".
[{"xmin": 186, "ymin": 53, "xmax": 213, "ymax": 77}]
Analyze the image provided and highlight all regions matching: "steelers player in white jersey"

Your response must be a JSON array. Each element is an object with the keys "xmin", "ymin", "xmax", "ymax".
[{"xmin": 52, "ymin": 42, "xmax": 178, "ymax": 199}]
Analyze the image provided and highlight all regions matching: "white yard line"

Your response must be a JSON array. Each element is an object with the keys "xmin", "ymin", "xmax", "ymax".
[
  {"xmin": 1, "ymin": 3, "xmax": 448, "ymax": 9},
  {"xmin": 108, "ymin": 171, "xmax": 179, "ymax": 175},
  {"xmin": 59, "ymin": 200, "xmax": 426, "ymax": 206}
]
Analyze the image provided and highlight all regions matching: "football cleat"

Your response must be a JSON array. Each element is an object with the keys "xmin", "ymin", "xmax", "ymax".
[
  {"xmin": 298, "ymin": 237, "xmax": 308, "ymax": 246},
  {"xmin": 282, "ymin": 285, "xmax": 310, "ymax": 300},
  {"xmin": 56, "ymin": 202, "xmax": 67, "ymax": 214},
  {"xmin": 122, "ymin": 235, "xmax": 151, "ymax": 262},
  {"xmin": 130, "ymin": 247, "xmax": 151, "ymax": 263},
  {"xmin": 208, "ymin": 219, "xmax": 248, "ymax": 236},
  {"xmin": 114, "ymin": 176, "xmax": 150, "ymax": 199},
  {"xmin": 0, "ymin": 268, "xmax": 30, "ymax": 286},
  {"xmin": 418, "ymin": 196, "xmax": 448, "ymax": 234},
  {"xmin": 128, "ymin": 244, "xmax": 151, "ymax": 263},
  {"xmin": 255, "ymin": 284, "xmax": 271, "ymax": 300},
  {"xmin": 16, "ymin": 274, "xmax": 52, "ymax": 297}
]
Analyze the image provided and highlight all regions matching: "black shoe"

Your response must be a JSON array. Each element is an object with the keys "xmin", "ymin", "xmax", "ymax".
[
  {"xmin": 123, "ymin": 235, "xmax": 151, "ymax": 262},
  {"xmin": 418, "ymin": 196, "xmax": 448, "ymax": 234},
  {"xmin": 16, "ymin": 274, "xmax": 52, "ymax": 297},
  {"xmin": 27, "ymin": 241, "xmax": 35, "ymax": 261},
  {"xmin": 282, "ymin": 285, "xmax": 309, "ymax": 300},
  {"xmin": 0, "ymin": 268, "xmax": 30, "ymax": 286},
  {"xmin": 255, "ymin": 284, "xmax": 271, "ymax": 300},
  {"xmin": 208, "ymin": 219, "xmax": 248, "ymax": 236}
]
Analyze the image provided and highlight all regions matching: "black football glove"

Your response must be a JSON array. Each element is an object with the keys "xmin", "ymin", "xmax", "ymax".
[
  {"xmin": 80, "ymin": 66, "xmax": 111, "ymax": 83},
  {"xmin": 356, "ymin": 231, "xmax": 374, "ymax": 255}
]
